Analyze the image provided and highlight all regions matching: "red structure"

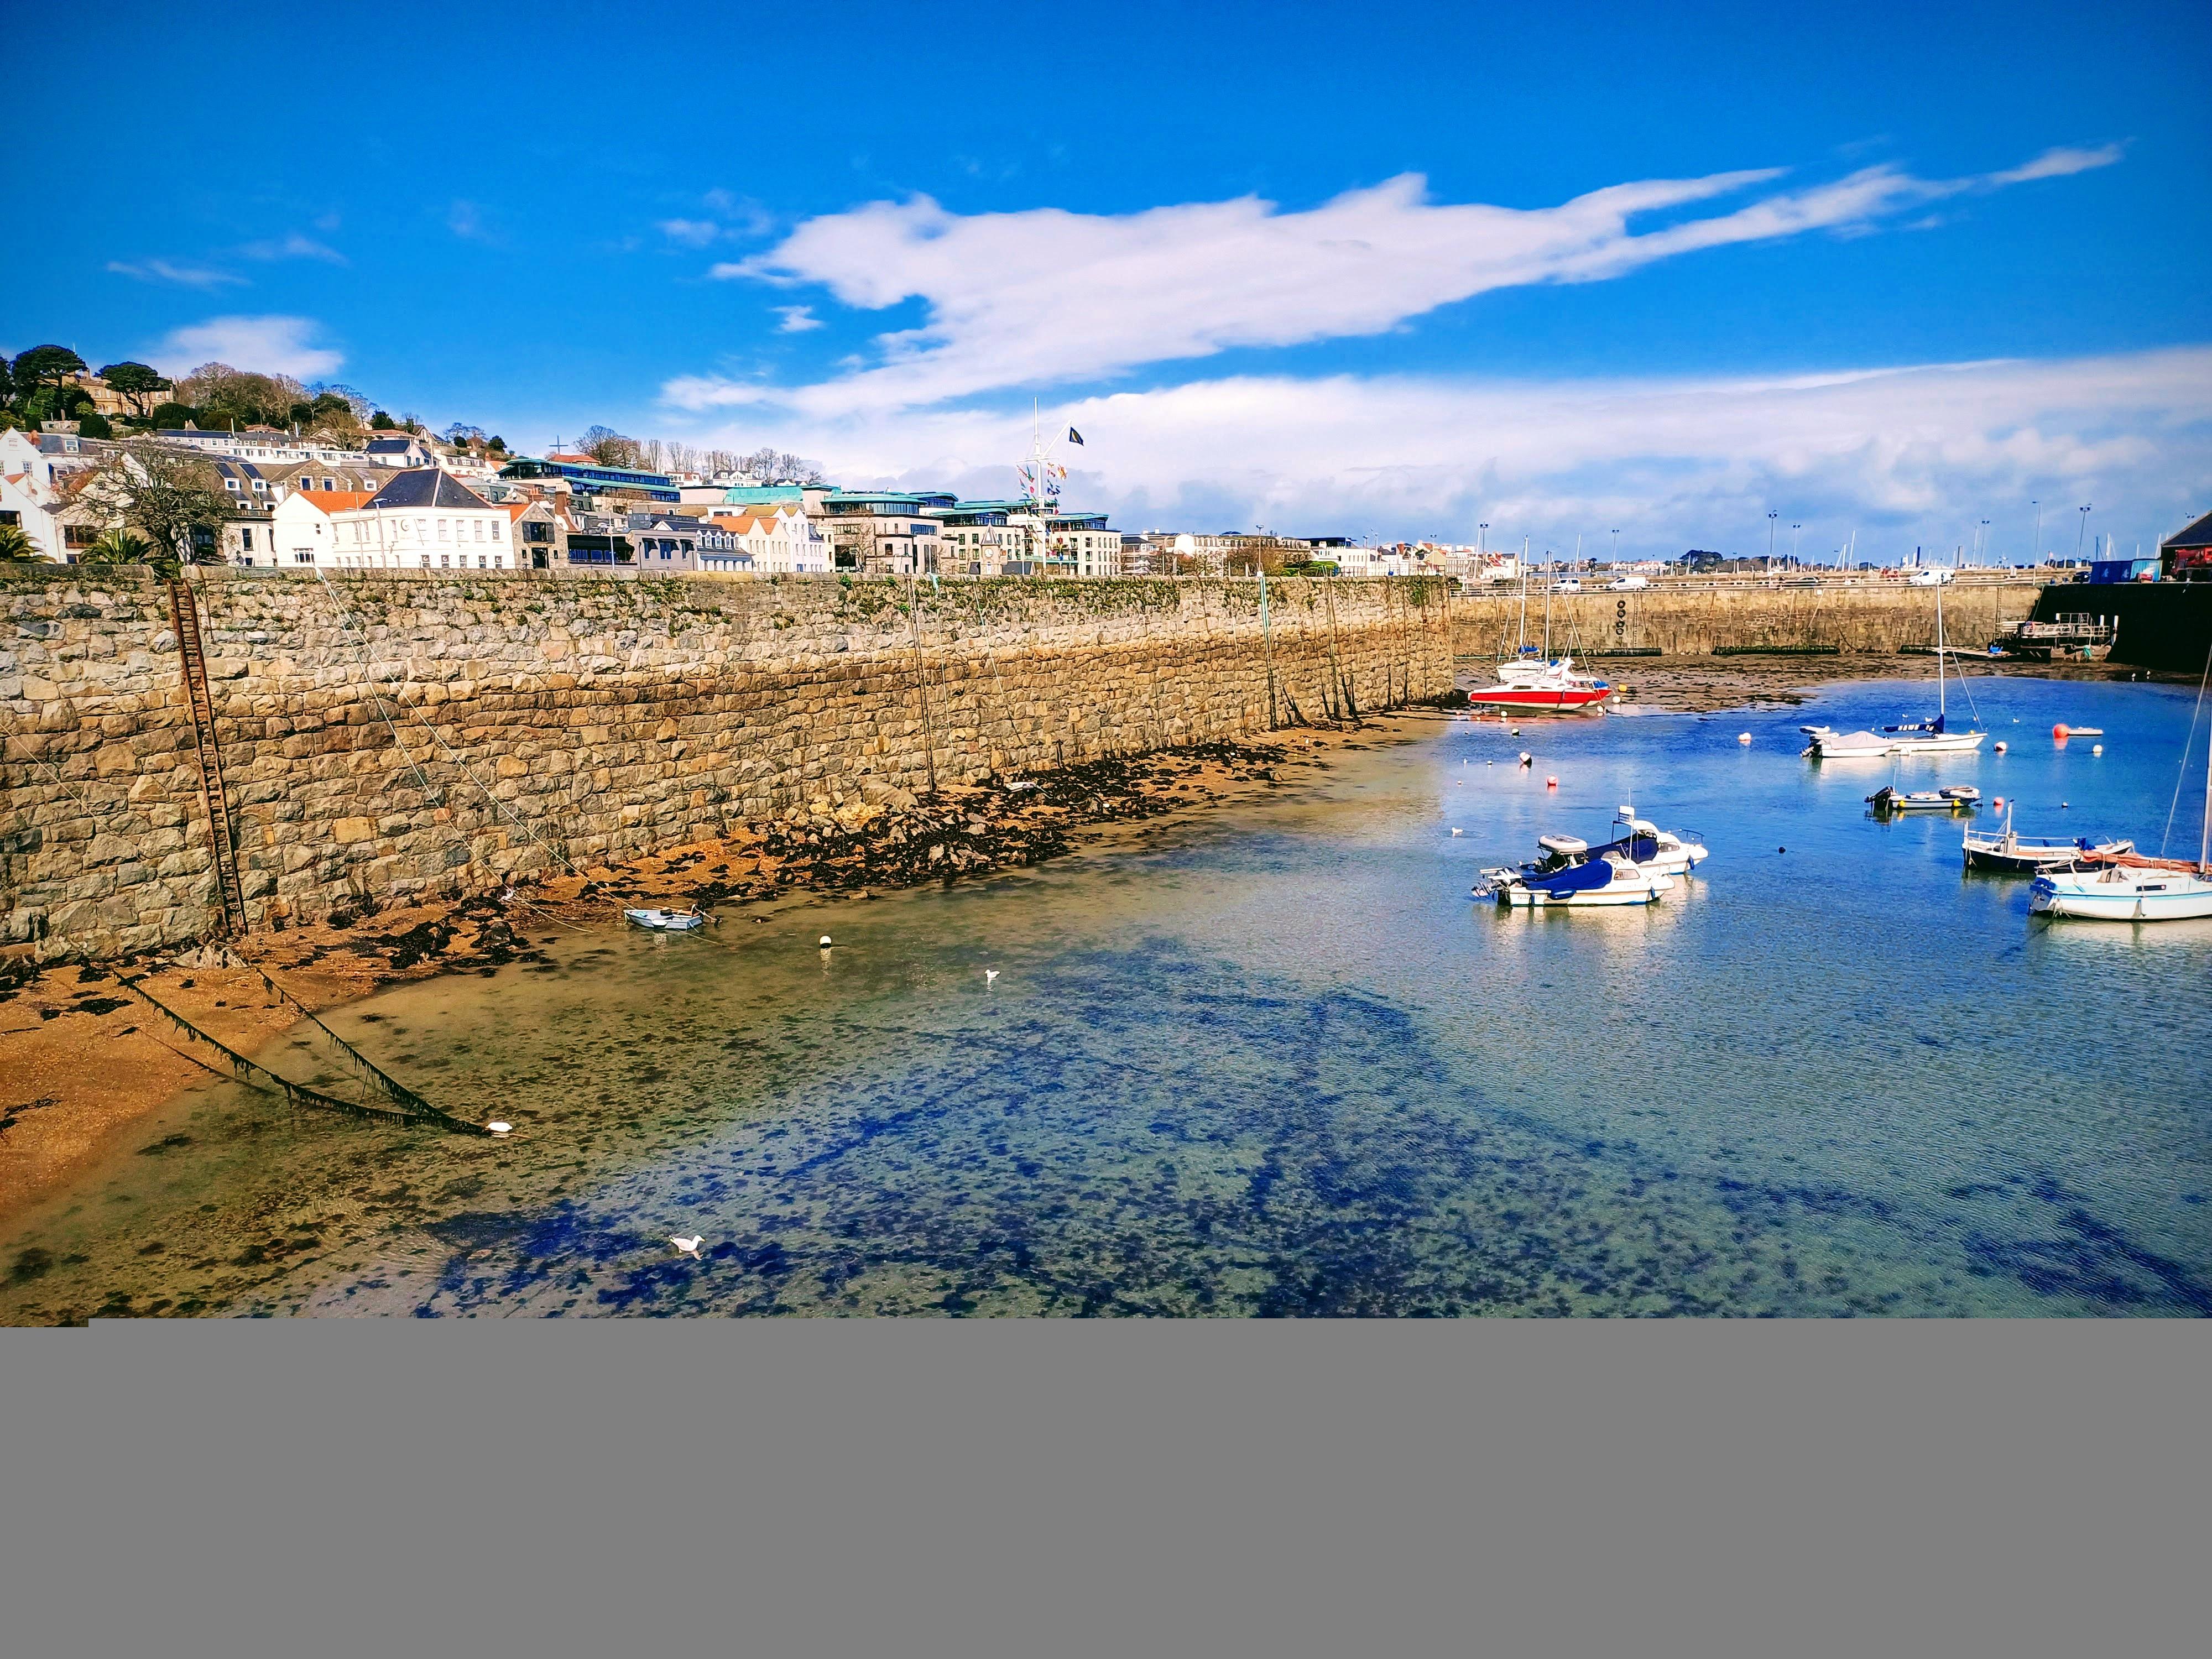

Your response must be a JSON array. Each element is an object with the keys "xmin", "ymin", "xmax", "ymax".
[{"xmin": 2163, "ymin": 510, "xmax": 2212, "ymax": 581}]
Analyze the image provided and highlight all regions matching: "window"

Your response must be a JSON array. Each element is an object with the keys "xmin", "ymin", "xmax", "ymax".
[
  {"xmin": 241, "ymin": 528, "xmax": 254, "ymax": 551},
  {"xmin": 492, "ymin": 521, "xmax": 504, "ymax": 541},
  {"xmin": 440, "ymin": 554, "xmax": 450, "ymax": 567},
  {"xmin": 293, "ymin": 551, "xmax": 315, "ymax": 565},
  {"xmin": 224, "ymin": 477, "xmax": 239, "ymax": 491},
  {"xmin": 474, "ymin": 519, "xmax": 486, "ymax": 542},
  {"xmin": 437, "ymin": 519, "xmax": 450, "ymax": 542}
]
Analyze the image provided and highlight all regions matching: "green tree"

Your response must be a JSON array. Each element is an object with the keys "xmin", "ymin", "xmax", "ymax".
[
  {"xmin": 145, "ymin": 401, "xmax": 197, "ymax": 429},
  {"xmin": 77, "ymin": 411, "xmax": 113, "ymax": 439},
  {"xmin": 0, "ymin": 524, "xmax": 40, "ymax": 561},
  {"xmin": 98, "ymin": 362, "xmax": 172, "ymax": 418},
  {"xmin": 80, "ymin": 527, "xmax": 155, "ymax": 566},
  {"xmin": 11, "ymin": 345, "xmax": 87, "ymax": 392},
  {"xmin": 371, "ymin": 410, "xmax": 395, "ymax": 430}
]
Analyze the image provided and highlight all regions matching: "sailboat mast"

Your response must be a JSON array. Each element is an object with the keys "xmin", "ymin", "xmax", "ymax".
[
  {"xmin": 2201, "ymin": 717, "xmax": 2210, "ymax": 873},
  {"xmin": 1936, "ymin": 582, "xmax": 1947, "ymax": 724},
  {"xmin": 1519, "ymin": 537, "xmax": 1529, "ymax": 654}
]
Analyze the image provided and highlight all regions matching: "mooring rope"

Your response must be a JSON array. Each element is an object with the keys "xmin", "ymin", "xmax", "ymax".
[
  {"xmin": 311, "ymin": 568, "xmax": 604, "ymax": 929},
  {"xmin": 2159, "ymin": 631, "xmax": 2212, "ymax": 858},
  {"xmin": 115, "ymin": 973, "xmax": 488, "ymax": 1135}
]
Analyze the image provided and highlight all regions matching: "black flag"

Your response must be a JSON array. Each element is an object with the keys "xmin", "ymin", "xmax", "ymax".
[{"xmin": 1066, "ymin": 427, "xmax": 1085, "ymax": 445}]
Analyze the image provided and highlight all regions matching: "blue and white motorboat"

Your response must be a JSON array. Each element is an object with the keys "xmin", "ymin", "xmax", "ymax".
[{"xmin": 1478, "ymin": 831, "xmax": 1676, "ymax": 907}]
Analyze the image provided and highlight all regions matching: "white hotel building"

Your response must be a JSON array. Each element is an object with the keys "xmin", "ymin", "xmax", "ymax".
[{"xmin": 267, "ymin": 468, "xmax": 516, "ymax": 569}]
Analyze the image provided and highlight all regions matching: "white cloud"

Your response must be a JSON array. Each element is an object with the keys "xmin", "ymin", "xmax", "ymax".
[
  {"xmin": 1985, "ymin": 143, "xmax": 2127, "ymax": 186},
  {"xmin": 239, "ymin": 232, "xmax": 348, "ymax": 264},
  {"xmin": 106, "ymin": 258, "xmax": 246, "ymax": 289},
  {"xmin": 152, "ymin": 315, "xmax": 343, "ymax": 380},
  {"xmin": 685, "ymin": 146, "xmax": 2125, "ymax": 415},
  {"xmin": 775, "ymin": 305, "xmax": 824, "ymax": 333},
  {"xmin": 658, "ymin": 218, "xmax": 724, "ymax": 248},
  {"xmin": 669, "ymin": 347, "xmax": 2211, "ymax": 557}
]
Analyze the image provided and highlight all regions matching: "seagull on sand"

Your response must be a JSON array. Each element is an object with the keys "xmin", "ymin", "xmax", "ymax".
[{"xmin": 670, "ymin": 1235, "xmax": 703, "ymax": 1258}]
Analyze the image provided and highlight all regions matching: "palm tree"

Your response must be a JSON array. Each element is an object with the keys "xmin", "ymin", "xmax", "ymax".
[
  {"xmin": 0, "ymin": 524, "xmax": 40, "ymax": 562},
  {"xmin": 81, "ymin": 527, "xmax": 155, "ymax": 566}
]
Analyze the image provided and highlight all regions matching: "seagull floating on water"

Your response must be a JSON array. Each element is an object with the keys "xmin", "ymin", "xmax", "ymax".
[{"xmin": 670, "ymin": 1235, "xmax": 703, "ymax": 1258}]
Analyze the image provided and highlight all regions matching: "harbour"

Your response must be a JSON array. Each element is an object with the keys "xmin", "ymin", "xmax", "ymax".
[{"xmin": 5, "ymin": 671, "xmax": 2207, "ymax": 1321}]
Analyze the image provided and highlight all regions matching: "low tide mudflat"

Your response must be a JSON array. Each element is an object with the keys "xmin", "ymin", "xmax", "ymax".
[{"xmin": 4, "ymin": 675, "xmax": 2208, "ymax": 1319}]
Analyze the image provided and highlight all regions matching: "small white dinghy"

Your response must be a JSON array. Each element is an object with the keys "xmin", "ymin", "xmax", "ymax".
[{"xmin": 625, "ymin": 907, "xmax": 707, "ymax": 932}]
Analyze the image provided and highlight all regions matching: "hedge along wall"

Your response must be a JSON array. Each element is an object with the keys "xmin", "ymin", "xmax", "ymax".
[{"xmin": 1, "ymin": 568, "xmax": 1453, "ymax": 959}]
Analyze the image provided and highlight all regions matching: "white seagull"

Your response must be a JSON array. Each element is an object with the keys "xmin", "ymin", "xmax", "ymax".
[
  {"xmin": 985, "ymin": 969, "xmax": 999, "ymax": 984},
  {"xmin": 669, "ymin": 1235, "xmax": 703, "ymax": 1258}
]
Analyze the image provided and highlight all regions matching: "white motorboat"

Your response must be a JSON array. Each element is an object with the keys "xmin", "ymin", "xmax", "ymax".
[
  {"xmin": 1963, "ymin": 804, "xmax": 2133, "ymax": 873},
  {"xmin": 625, "ymin": 907, "xmax": 707, "ymax": 932},
  {"xmin": 1801, "ymin": 725, "xmax": 1892, "ymax": 759},
  {"xmin": 1593, "ymin": 805, "xmax": 1708, "ymax": 875}
]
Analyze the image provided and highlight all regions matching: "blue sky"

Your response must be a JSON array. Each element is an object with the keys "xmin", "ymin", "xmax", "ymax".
[{"xmin": 20, "ymin": 0, "xmax": 2211, "ymax": 557}]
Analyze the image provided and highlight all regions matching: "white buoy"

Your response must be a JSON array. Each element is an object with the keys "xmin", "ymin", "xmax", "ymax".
[
  {"xmin": 670, "ymin": 1235, "xmax": 703, "ymax": 1258},
  {"xmin": 2092, "ymin": 744, "xmax": 2103, "ymax": 755},
  {"xmin": 1738, "ymin": 732, "xmax": 1752, "ymax": 745},
  {"xmin": 487, "ymin": 1121, "xmax": 512, "ymax": 1136},
  {"xmin": 818, "ymin": 935, "xmax": 833, "ymax": 948},
  {"xmin": 985, "ymin": 969, "xmax": 999, "ymax": 984},
  {"xmin": 1995, "ymin": 741, "xmax": 2007, "ymax": 753}
]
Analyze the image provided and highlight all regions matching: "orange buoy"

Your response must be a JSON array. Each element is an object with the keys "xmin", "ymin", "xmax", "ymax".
[
  {"xmin": 2053, "ymin": 723, "xmax": 2069, "ymax": 739},
  {"xmin": 1545, "ymin": 775, "xmax": 1558, "ymax": 789}
]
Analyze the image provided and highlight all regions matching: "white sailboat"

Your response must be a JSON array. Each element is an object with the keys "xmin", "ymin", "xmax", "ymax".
[
  {"xmin": 1803, "ymin": 581, "xmax": 1984, "ymax": 758},
  {"xmin": 2030, "ymin": 717, "xmax": 2212, "ymax": 921}
]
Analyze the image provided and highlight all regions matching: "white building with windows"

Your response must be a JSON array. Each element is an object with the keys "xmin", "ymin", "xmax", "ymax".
[
  {"xmin": 701, "ymin": 505, "xmax": 832, "ymax": 574},
  {"xmin": 265, "ymin": 468, "xmax": 515, "ymax": 570}
]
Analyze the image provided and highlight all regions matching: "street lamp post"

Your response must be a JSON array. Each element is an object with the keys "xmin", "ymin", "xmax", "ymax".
[
  {"xmin": 2030, "ymin": 499, "xmax": 2042, "ymax": 564},
  {"xmin": 1791, "ymin": 523, "xmax": 1802, "ymax": 566},
  {"xmin": 1477, "ymin": 522, "xmax": 1488, "ymax": 556},
  {"xmin": 2077, "ymin": 504, "xmax": 2092, "ymax": 562},
  {"xmin": 1766, "ymin": 510, "xmax": 1778, "ymax": 568},
  {"xmin": 1610, "ymin": 528, "xmax": 1619, "ymax": 567},
  {"xmin": 1978, "ymin": 519, "xmax": 1990, "ymax": 568}
]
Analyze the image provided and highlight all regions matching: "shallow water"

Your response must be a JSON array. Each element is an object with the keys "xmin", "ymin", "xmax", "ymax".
[{"xmin": 6, "ymin": 674, "xmax": 2209, "ymax": 1319}]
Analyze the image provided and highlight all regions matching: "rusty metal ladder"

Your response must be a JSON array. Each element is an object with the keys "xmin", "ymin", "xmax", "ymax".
[{"xmin": 167, "ymin": 578, "xmax": 247, "ymax": 937}]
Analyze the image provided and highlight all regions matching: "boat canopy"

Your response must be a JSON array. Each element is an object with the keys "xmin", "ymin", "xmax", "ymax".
[
  {"xmin": 1538, "ymin": 834, "xmax": 1588, "ymax": 855},
  {"xmin": 1527, "ymin": 857, "xmax": 1615, "ymax": 895}
]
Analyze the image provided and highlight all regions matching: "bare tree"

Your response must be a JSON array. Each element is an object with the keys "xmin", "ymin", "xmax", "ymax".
[{"xmin": 85, "ymin": 447, "xmax": 233, "ymax": 570}]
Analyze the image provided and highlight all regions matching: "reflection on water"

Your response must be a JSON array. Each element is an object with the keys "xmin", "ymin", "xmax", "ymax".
[{"xmin": 5, "ymin": 677, "xmax": 2209, "ymax": 1319}]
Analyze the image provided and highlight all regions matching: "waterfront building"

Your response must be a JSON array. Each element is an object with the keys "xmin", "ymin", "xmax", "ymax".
[
  {"xmin": 817, "ymin": 489, "xmax": 955, "ymax": 573},
  {"xmin": 701, "ymin": 504, "xmax": 832, "ymax": 574},
  {"xmin": 309, "ymin": 468, "xmax": 515, "ymax": 570},
  {"xmin": 497, "ymin": 452, "xmax": 680, "ymax": 504}
]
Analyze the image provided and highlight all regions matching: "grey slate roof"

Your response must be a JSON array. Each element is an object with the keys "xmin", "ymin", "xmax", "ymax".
[
  {"xmin": 365, "ymin": 436, "xmax": 421, "ymax": 455},
  {"xmin": 2163, "ymin": 510, "xmax": 2212, "ymax": 550},
  {"xmin": 364, "ymin": 468, "xmax": 493, "ymax": 510}
]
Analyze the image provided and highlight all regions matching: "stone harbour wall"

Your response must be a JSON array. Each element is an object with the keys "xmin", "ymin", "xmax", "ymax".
[
  {"xmin": 1, "ymin": 568, "xmax": 1452, "ymax": 960},
  {"xmin": 1452, "ymin": 578, "xmax": 2046, "ymax": 658}
]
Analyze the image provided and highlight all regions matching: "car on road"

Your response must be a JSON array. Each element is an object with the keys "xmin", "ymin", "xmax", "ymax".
[
  {"xmin": 1553, "ymin": 578, "xmax": 1582, "ymax": 592},
  {"xmin": 1606, "ymin": 575, "xmax": 1651, "ymax": 591},
  {"xmin": 1907, "ymin": 567, "xmax": 1957, "ymax": 586}
]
